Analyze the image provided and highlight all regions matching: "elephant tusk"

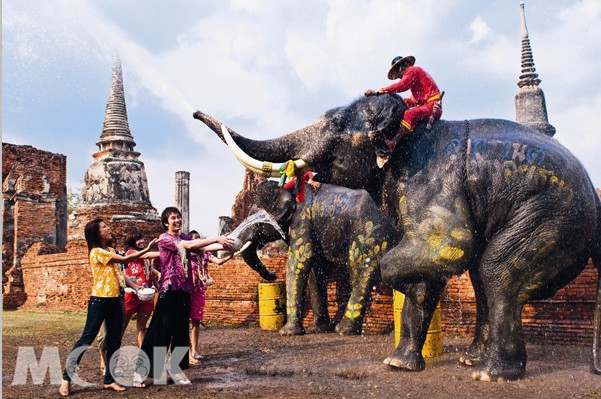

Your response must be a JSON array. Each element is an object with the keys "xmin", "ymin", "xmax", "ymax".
[
  {"xmin": 234, "ymin": 240, "xmax": 253, "ymax": 257},
  {"xmin": 220, "ymin": 124, "xmax": 307, "ymax": 177}
]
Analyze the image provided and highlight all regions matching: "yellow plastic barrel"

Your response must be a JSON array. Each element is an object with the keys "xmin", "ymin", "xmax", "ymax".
[
  {"xmin": 258, "ymin": 281, "xmax": 286, "ymax": 330},
  {"xmin": 393, "ymin": 290, "xmax": 442, "ymax": 358}
]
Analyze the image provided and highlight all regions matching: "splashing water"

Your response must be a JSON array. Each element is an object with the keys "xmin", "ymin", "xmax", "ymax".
[{"xmin": 230, "ymin": 209, "xmax": 286, "ymax": 242}]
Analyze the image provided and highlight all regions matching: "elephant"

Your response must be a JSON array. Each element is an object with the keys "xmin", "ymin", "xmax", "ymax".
[
  {"xmin": 193, "ymin": 92, "xmax": 601, "ymax": 382},
  {"xmin": 229, "ymin": 179, "xmax": 396, "ymax": 335}
]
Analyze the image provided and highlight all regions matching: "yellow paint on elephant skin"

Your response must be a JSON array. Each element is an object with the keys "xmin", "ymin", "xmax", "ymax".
[
  {"xmin": 438, "ymin": 246, "xmax": 464, "ymax": 261},
  {"xmin": 503, "ymin": 160, "xmax": 574, "ymax": 201},
  {"xmin": 427, "ymin": 233, "xmax": 443, "ymax": 249},
  {"xmin": 537, "ymin": 239, "xmax": 556, "ymax": 256},
  {"xmin": 511, "ymin": 256, "xmax": 527, "ymax": 270},
  {"xmin": 450, "ymin": 228, "xmax": 471, "ymax": 242},
  {"xmin": 345, "ymin": 303, "xmax": 363, "ymax": 320}
]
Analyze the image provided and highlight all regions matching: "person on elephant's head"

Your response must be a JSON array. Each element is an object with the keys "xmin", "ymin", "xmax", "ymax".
[{"xmin": 364, "ymin": 55, "xmax": 443, "ymax": 167}]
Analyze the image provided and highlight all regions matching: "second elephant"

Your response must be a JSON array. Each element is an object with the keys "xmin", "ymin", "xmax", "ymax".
[{"xmin": 233, "ymin": 180, "xmax": 397, "ymax": 335}]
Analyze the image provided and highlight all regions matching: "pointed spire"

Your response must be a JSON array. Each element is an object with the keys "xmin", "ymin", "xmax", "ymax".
[
  {"xmin": 81, "ymin": 51, "xmax": 153, "ymax": 206},
  {"xmin": 514, "ymin": 1, "xmax": 556, "ymax": 136},
  {"xmin": 98, "ymin": 51, "xmax": 136, "ymax": 150},
  {"xmin": 517, "ymin": 1, "xmax": 541, "ymax": 88}
]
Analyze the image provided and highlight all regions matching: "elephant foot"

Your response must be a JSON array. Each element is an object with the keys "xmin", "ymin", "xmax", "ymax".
[
  {"xmin": 470, "ymin": 361, "xmax": 525, "ymax": 382},
  {"xmin": 459, "ymin": 341, "xmax": 485, "ymax": 367},
  {"xmin": 278, "ymin": 322, "xmax": 305, "ymax": 336},
  {"xmin": 459, "ymin": 356, "xmax": 475, "ymax": 366},
  {"xmin": 383, "ymin": 348, "xmax": 425, "ymax": 371},
  {"xmin": 306, "ymin": 320, "xmax": 332, "ymax": 334},
  {"xmin": 334, "ymin": 318, "xmax": 362, "ymax": 336}
]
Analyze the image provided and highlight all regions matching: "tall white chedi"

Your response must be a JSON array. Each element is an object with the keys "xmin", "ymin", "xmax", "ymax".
[
  {"xmin": 514, "ymin": 1, "xmax": 556, "ymax": 137},
  {"xmin": 82, "ymin": 53, "xmax": 153, "ymax": 205}
]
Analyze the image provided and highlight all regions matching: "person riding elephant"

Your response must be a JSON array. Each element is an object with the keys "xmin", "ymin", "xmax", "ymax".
[
  {"xmin": 193, "ymin": 92, "xmax": 601, "ymax": 382},
  {"xmin": 228, "ymin": 179, "xmax": 397, "ymax": 336},
  {"xmin": 365, "ymin": 55, "xmax": 443, "ymax": 168}
]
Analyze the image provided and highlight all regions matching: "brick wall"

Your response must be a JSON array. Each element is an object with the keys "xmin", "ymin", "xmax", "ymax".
[
  {"xmin": 20, "ymin": 240, "xmax": 92, "ymax": 311},
  {"xmin": 2, "ymin": 143, "xmax": 67, "ymax": 309}
]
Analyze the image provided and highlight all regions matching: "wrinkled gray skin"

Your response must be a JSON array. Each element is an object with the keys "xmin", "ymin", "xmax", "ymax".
[
  {"xmin": 194, "ymin": 93, "xmax": 601, "ymax": 382},
  {"xmin": 234, "ymin": 180, "xmax": 396, "ymax": 336}
]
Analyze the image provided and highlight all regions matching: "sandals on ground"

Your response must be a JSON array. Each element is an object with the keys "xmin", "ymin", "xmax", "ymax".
[{"xmin": 133, "ymin": 372, "xmax": 147, "ymax": 388}]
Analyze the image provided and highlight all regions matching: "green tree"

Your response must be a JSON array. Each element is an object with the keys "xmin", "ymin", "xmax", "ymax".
[{"xmin": 67, "ymin": 187, "xmax": 83, "ymax": 215}]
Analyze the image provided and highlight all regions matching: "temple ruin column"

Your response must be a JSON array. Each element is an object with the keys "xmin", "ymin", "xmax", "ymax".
[{"xmin": 175, "ymin": 171, "xmax": 190, "ymax": 235}]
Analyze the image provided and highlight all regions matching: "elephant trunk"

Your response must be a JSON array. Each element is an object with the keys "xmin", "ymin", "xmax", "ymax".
[{"xmin": 240, "ymin": 241, "xmax": 277, "ymax": 282}]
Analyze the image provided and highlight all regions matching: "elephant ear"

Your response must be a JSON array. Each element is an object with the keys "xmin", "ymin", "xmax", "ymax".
[
  {"xmin": 272, "ymin": 188, "xmax": 296, "ymax": 227},
  {"xmin": 254, "ymin": 180, "xmax": 295, "ymax": 227}
]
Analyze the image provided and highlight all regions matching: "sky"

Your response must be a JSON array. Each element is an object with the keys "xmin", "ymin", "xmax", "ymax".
[{"xmin": 3, "ymin": 0, "xmax": 601, "ymax": 235}]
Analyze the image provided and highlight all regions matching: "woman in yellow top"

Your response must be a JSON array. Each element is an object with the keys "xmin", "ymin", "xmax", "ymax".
[{"xmin": 59, "ymin": 218, "xmax": 158, "ymax": 396}]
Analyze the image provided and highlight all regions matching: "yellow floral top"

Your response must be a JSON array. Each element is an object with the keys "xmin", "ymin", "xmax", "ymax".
[{"xmin": 90, "ymin": 247, "xmax": 125, "ymax": 298}]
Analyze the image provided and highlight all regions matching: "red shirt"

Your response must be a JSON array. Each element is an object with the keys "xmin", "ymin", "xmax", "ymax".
[
  {"xmin": 380, "ymin": 65, "xmax": 440, "ymax": 107},
  {"xmin": 124, "ymin": 249, "xmax": 154, "ymax": 288}
]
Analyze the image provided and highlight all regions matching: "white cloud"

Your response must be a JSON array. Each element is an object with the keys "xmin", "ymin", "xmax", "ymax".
[{"xmin": 468, "ymin": 16, "xmax": 491, "ymax": 44}]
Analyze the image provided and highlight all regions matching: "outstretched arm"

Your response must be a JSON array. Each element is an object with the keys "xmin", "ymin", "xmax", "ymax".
[
  {"xmin": 210, "ymin": 254, "xmax": 232, "ymax": 266},
  {"xmin": 139, "ymin": 251, "xmax": 160, "ymax": 259},
  {"xmin": 180, "ymin": 235, "xmax": 236, "ymax": 251},
  {"xmin": 111, "ymin": 238, "xmax": 159, "ymax": 263}
]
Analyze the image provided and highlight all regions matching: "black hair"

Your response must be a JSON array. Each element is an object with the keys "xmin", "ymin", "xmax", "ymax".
[
  {"xmin": 161, "ymin": 206, "xmax": 181, "ymax": 231},
  {"xmin": 125, "ymin": 229, "xmax": 143, "ymax": 251},
  {"xmin": 189, "ymin": 230, "xmax": 199, "ymax": 237},
  {"xmin": 84, "ymin": 218, "xmax": 104, "ymax": 253}
]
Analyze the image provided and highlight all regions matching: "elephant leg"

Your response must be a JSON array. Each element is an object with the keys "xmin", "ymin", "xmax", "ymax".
[
  {"xmin": 306, "ymin": 266, "xmax": 332, "ymax": 333},
  {"xmin": 471, "ymin": 235, "xmax": 529, "ymax": 381},
  {"xmin": 460, "ymin": 267, "xmax": 489, "ymax": 367},
  {"xmin": 384, "ymin": 278, "xmax": 447, "ymax": 371},
  {"xmin": 471, "ymin": 218, "xmax": 589, "ymax": 382},
  {"xmin": 471, "ymin": 288, "xmax": 526, "ymax": 382},
  {"xmin": 335, "ymin": 260, "xmax": 379, "ymax": 336},
  {"xmin": 279, "ymin": 241, "xmax": 315, "ymax": 336}
]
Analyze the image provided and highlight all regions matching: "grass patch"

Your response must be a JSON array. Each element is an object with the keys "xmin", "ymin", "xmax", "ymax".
[{"xmin": 2, "ymin": 310, "xmax": 87, "ymax": 338}]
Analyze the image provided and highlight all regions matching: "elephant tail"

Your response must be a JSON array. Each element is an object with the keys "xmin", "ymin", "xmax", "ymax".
[{"xmin": 591, "ymin": 188, "xmax": 601, "ymax": 374}]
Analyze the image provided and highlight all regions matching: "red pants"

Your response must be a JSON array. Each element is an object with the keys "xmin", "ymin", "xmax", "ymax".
[
  {"xmin": 402, "ymin": 101, "xmax": 442, "ymax": 131},
  {"xmin": 124, "ymin": 292, "xmax": 154, "ymax": 316}
]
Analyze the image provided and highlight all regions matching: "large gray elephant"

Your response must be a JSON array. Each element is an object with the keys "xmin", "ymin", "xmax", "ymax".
[
  {"xmin": 193, "ymin": 93, "xmax": 601, "ymax": 382},
  {"xmin": 231, "ymin": 180, "xmax": 396, "ymax": 336}
]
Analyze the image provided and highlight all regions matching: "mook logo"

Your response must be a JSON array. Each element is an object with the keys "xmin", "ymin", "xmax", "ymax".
[{"xmin": 11, "ymin": 346, "xmax": 188, "ymax": 386}]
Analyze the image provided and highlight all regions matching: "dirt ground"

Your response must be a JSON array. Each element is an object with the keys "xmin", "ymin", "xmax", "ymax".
[{"xmin": 3, "ymin": 311, "xmax": 601, "ymax": 399}]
